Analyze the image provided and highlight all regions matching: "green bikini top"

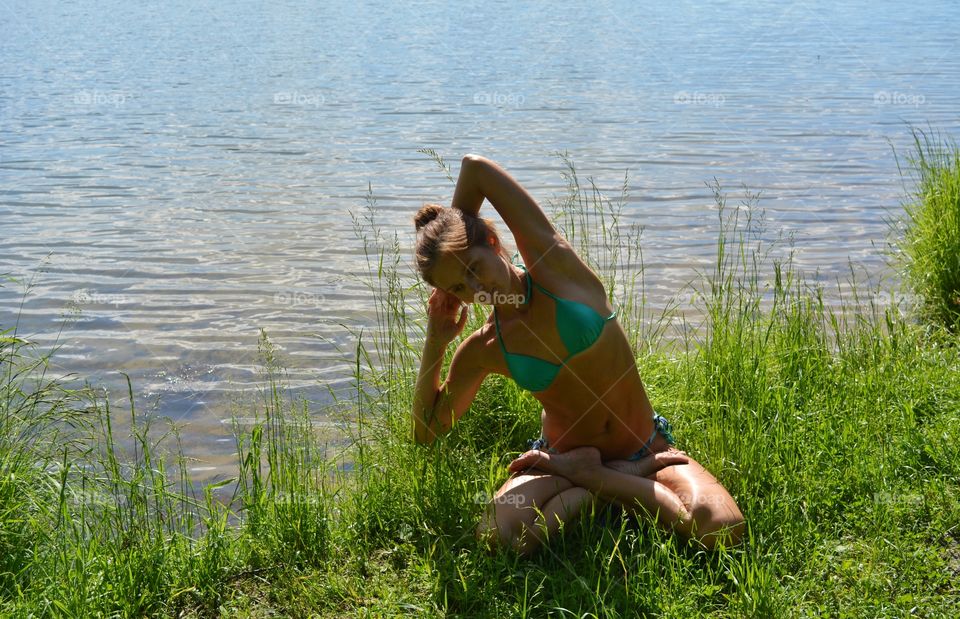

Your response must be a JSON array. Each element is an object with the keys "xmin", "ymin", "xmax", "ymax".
[{"xmin": 493, "ymin": 261, "xmax": 618, "ymax": 392}]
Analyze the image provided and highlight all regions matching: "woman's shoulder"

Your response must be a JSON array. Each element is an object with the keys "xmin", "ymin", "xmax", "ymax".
[{"xmin": 456, "ymin": 319, "xmax": 500, "ymax": 359}]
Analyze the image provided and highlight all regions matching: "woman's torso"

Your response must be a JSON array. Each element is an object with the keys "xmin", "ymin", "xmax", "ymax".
[{"xmin": 477, "ymin": 264, "xmax": 657, "ymax": 459}]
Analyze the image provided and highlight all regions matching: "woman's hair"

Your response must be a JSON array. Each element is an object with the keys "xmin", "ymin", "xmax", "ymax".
[{"xmin": 413, "ymin": 204, "xmax": 507, "ymax": 285}]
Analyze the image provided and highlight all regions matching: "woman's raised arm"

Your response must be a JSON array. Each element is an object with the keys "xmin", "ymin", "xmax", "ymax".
[
  {"xmin": 412, "ymin": 289, "xmax": 489, "ymax": 444},
  {"xmin": 450, "ymin": 155, "xmax": 560, "ymax": 263}
]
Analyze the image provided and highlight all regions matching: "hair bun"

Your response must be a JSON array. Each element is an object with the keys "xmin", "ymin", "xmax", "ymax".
[{"xmin": 414, "ymin": 203, "xmax": 445, "ymax": 231}]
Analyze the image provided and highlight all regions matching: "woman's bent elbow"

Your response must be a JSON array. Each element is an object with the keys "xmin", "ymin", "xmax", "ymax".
[{"xmin": 413, "ymin": 415, "xmax": 447, "ymax": 445}]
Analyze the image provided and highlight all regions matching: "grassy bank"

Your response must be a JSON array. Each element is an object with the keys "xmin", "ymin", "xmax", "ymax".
[
  {"xmin": 894, "ymin": 128, "xmax": 960, "ymax": 332},
  {"xmin": 2, "ymin": 145, "xmax": 960, "ymax": 617}
]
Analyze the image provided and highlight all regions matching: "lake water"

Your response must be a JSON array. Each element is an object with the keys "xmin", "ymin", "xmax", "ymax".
[{"xmin": 2, "ymin": 0, "xmax": 959, "ymax": 479}]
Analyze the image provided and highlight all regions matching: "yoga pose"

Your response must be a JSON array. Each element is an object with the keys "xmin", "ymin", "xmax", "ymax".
[{"xmin": 412, "ymin": 155, "xmax": 745, "ymax": 555}]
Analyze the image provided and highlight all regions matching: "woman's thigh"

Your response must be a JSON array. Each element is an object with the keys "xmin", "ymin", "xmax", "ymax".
[
  {"xmin": 647, "ymin": 449, "xmax": 744, "ymax": 540},
  {"xmin": 478, "ymin": 469, "xmax": 574, "ymax": 537}
]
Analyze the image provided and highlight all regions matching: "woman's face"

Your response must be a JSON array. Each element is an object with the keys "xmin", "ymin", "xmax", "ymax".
[{"xmin": 428, "ymin": 244, "xmax": 511, "ymax": 306}]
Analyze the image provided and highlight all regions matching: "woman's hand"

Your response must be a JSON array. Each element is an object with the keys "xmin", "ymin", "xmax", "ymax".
[
  {"xmin": 604, "ymin": 451, "xmax": 689, "ymax": 477},
  {"xmin": 508, "ymin": 446, "xmax": 688, "ymax": 484},
  {"xmin": 508, "ymin": 446, "xmax": 602, "ymax": 481},
  {"xmin": 426, "ymin": 288, "xmax": 469, "ymax": 344}
]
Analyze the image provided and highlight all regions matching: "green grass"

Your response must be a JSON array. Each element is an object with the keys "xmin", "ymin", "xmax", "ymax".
[
  {"xmin": 893, "ymin": 127, "xmax": 960, "ymax": 331},
  {"xmin": 1, "ymin": 141, "xmax": 959, "ymax": 617}
]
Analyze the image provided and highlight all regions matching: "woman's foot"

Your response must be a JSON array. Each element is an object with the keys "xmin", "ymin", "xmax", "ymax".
[
  {"xmin": 605, "ymin": 451, "xmax": 689, "ymax": 477},
  {"xmin": 508, "ymin": 445, "xmax": 603, "ymax": 480}
]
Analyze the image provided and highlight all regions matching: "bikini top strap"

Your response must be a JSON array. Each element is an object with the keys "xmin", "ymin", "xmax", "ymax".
[
  {"xmin": 492, "ymin": 307, "xmax": 509, "ymax": 355},
  {"xmin": 512, "ymin": 255, "xmax": 533, "ymax": 306}
]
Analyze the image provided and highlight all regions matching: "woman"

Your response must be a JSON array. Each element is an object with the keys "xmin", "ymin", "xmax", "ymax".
[{"xmin": 412, "ymin": 155, "xmax": 745, "ymax": 556}]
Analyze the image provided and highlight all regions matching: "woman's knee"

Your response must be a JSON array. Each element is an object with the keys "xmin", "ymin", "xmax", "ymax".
[
  {"xmin": 649, "ymin": 456, "xmax": 745, "ymax": 549},
  {"xmin": 475, "ymin": 500, "xmax": 534, "ymax": 554},
  {"xmin": 680, "ymin": 503, "xmax": 746, "ymax": 549},
  {"xmin": 692, "ymin": 516, "xmax": 746, "ymax": 549},
  {"xmin": 475, "ymin": 479, "xmax": 585, "ymax": 555},
  {"xmin": 475, "ymin": 506, "xmax": 506, "ymax": 550},
  {"xmin": 510, "ymin": 486, "xmax": 594, "ymax": 556}
]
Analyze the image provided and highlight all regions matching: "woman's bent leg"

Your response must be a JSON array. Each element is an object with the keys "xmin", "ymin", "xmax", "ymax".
[
  {"xmin": 482, "ymin": 448, "xmax": 745, "ymax": 554},
  {"xmin": 645, "ymin": 451, "xmax": 745, "ymax": 548},
  {"xmin": 609, "ymin": 449, "xmax": 745, "ymax": 548},
  {"xmin": 514, "ymin": 486, "xmax": 593, "ymax": 555},
  {"xmin": 510, "ymin": 446, "xmax": 741, "ymax": 548},
  {"xmin": 476, "ymin": 470, "xmax": 593, "ymax": 556}
]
